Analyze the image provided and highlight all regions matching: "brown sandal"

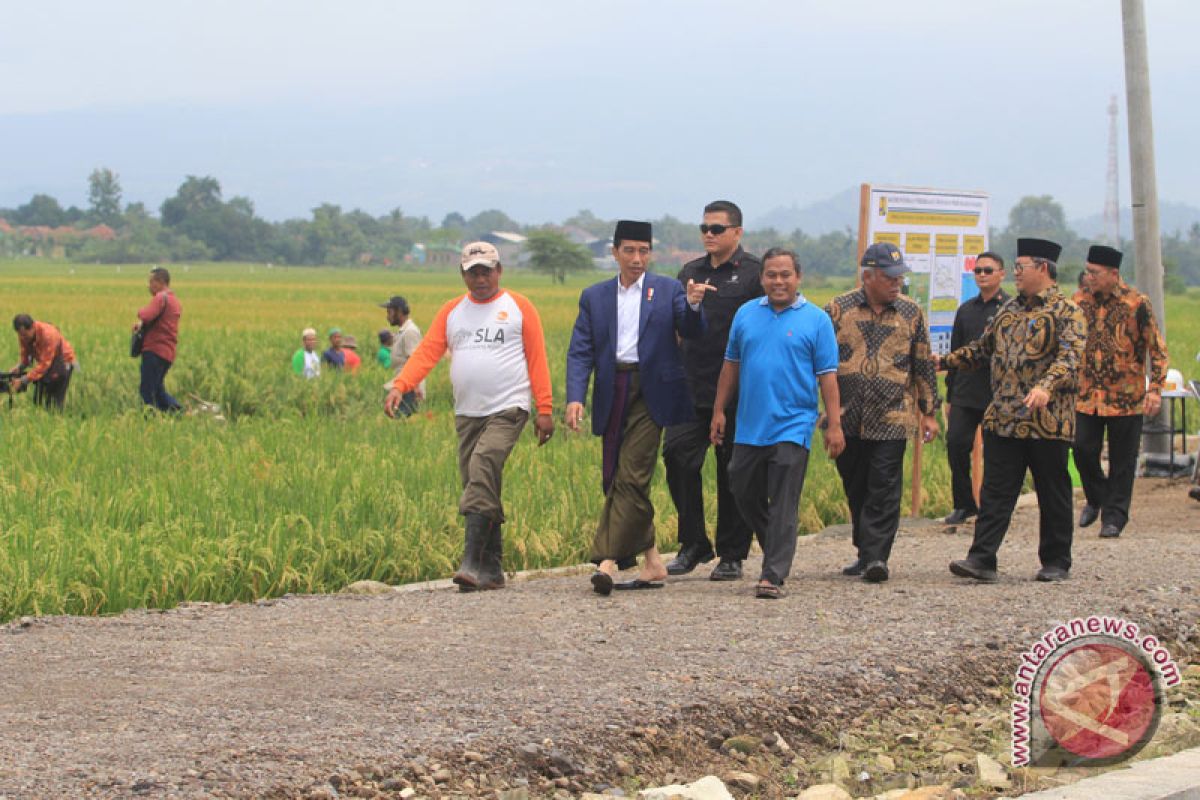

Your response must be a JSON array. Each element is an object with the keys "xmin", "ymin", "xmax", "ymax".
[{"xmin": 755, "ymin": 583, "xmax": 783, "ymax": 599}]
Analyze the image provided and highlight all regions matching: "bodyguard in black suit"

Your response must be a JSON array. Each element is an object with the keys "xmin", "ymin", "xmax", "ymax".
[
  {"xmin": 943, "ymin": 251, "xmax": 1008, "ymax": 525},
  {"xmin": 664, "ymin": 200, "xmax": 763, "ymax": 581}
]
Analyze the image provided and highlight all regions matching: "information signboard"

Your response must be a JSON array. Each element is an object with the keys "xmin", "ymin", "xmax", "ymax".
[{"xmin": 857, "ymin": 185, "xmax": 990, "ymax": 355}]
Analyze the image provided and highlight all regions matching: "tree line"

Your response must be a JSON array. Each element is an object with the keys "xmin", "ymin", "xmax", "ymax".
[{"xmin": 1, "ymin": 169, "xmax": 1197, "ymax": 287}]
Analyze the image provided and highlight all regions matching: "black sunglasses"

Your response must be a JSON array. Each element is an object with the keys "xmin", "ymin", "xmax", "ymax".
[
  {"xmin": 973, "ymin": 266, "xmax": 996, "ymax": 275},
  {"xmin": 699, "ymin": 223, "xmax": 737, "ymax": 235}
]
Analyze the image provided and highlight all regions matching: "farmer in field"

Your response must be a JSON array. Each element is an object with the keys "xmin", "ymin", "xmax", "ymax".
[
  {"xmin": 376, "ymin": 330, "xmax": 393, "ymax": 368},
  {"xmin": 291, "ymin": 327, "xmax": 321, "ymax": 378},
  {"xmin": 322, "ymin": 328, "xmax": 345, "ymax": 371},
  {"xmin": 341, "ymin": 334, "xmax": 362, "ymax": 373},
  {"xmin": 709, "ymin": 248, "xmax": 842, "ymax": 599},
  {"xmin": 9, "ymin": 314, "xmax": 77, "ymax": 410},
  {"xmin": 133, "ymin": 266, "xmax": 182, "ymax": 412},
  {"xmin": 943, "ymin": 238, "xmax": 1086, "ymax": 583},
  {"xmin": 380, "ymin": 295, "xmax": 424, "ymax": 416},
  {"xmin": 826, "ymin": 242, "xmax": 939, "ymax": 584},
  {"xmin": 663, "ymin": 200, "xmax": 763, "ymax": 582},
  {"xmin": 385, "ymin": 242, "xmax": 554, "ymax": 591},
  {"xmin": 565, "ymin": 220, "xmax": 709, "ymax": 595},
  {"xmin": 1073, "ymin": 244, "xmax": 1167, "ymax": 539}
]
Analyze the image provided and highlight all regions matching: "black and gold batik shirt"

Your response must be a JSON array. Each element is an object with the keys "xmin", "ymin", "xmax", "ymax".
[
  {"xmin": 825, "ymin": 289, "xmax": 940, "ymax": 441},
  {"xmin": 944, "ymin": 286, "xmax": 1086, "ymax": 442}
]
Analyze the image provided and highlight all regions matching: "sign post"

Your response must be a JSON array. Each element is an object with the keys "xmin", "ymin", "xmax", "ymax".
[{"xmin": 857, "ymin": 184, "xmax": 990, "ymax": 516}]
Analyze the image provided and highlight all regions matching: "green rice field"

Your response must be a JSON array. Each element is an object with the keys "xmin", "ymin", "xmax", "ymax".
[{"xmin": 1, "ymin": 260, "xmax": 1197, "ymax": 621}]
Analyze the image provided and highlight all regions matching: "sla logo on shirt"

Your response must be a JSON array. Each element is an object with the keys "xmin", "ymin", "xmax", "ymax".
[
  {"xmin": 454, "ymin": 327, "xmax": 507, "ymax": 346},
  {"xmin": 474, "ymin": 327, "xmax": 505, "ymax": 344}
]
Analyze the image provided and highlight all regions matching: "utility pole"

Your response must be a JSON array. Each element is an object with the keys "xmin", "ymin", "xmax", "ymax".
[{"xmin": 1121, "ymin": 0, "xmax": 1168, "ymax": 454}]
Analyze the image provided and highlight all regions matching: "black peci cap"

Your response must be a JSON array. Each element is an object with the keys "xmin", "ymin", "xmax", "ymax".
[
  {"xmin": 1017, "ymin": 238, "xmax": 1063, "ymax": 262},
  {"xmin": 613, "ymin": 220, "xmax": 652, "ymax": 245},
  {"xmin": 1086, "ymin": 245, "xmax": 1123, "ymax": 269}
]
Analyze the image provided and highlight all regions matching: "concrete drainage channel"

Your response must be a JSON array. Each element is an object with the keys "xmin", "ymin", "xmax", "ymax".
[{"xmin": 1013, "ymin": 746, "xmax": 1200, "ymax": 799}]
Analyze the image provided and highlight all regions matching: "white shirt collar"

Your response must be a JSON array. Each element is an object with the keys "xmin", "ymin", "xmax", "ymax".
[{"xmin": 617, "ymin": 273, "xmax": 645, "ymax": 293}]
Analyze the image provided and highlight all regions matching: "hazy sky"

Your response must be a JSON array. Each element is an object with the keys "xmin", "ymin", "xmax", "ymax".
[{"xmin": 2, "ymin": 0, "xmax": 1198, "ymax": 226}]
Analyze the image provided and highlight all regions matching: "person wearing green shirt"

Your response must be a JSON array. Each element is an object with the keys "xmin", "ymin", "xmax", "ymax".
[
  {"xmin": 377, "ymin": 329, "xmax": 393, "ymax": 368},
  {"xmin": 292, "ymin": 327, "xmax": 320, "ymax": 379}
]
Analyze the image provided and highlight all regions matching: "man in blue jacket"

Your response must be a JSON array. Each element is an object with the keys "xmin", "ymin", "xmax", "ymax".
[{"xmin": 566, "ymin": 220, "xmax": 710, "ymax": 595}]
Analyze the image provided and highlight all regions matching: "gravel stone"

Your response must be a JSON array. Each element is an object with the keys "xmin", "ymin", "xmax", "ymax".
[{"xmin": 0, "ymin": 481, "xmax": 1196, "ymax": 798}]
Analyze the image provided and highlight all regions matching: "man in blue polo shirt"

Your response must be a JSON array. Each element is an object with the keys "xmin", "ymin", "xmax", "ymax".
[{"xmin": 710, "ymin": 248, "xmax": 843, "ymax": 598}]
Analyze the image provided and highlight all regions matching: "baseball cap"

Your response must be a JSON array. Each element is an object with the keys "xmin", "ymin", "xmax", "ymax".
[
  {"xmin": 461, "ymin": 241, "xmax": 500, "ymax": 271},
  {"xmin": 378, "ymin": 295, "xmax": 410, "ymax": 312},
  {"xmin": 861, "ymin": 242, "xmax": 910, "ymax": 277}
]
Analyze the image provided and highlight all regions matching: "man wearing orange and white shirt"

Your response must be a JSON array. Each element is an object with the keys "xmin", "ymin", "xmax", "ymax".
[
  {"xmin": 385, "ymin": 241, "xmax": 555, "ymax": 592},
  {"xmin": 11, "ymin": 314, "xmax": 77, "ymax": 410}
]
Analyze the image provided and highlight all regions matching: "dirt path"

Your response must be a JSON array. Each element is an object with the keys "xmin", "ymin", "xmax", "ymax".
[{"xmin": 2, "ymin": 479, "xmax": 1198, "ymax": 799}]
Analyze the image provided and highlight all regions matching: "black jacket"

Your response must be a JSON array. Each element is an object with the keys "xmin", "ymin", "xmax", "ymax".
[
  {"xmin": 676, "ymin": 247, "xmax": 763, "ymax": 407},
  {"xmin": 946, "ymin": 288, "xmax": 1008, "ymax": 410}
]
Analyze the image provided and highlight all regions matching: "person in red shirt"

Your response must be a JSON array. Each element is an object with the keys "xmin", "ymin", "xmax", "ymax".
[
  {"xmin": 10, "ymin": 314, "xmax": 77, "ymax": 410},
  {"xmin": 341, "ymin": 335, "xmax": 363, "ymax": 373},
  {"xmin": 133, "ymin": 267, "xmax": 183, "ymax": 412}
]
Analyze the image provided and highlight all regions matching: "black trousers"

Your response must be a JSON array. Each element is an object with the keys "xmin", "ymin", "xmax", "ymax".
[
  {"xmin": 1073, "ymin": 412, "xmax": 1143, "ymax": 532},
  {"xmin": 33, "ymin": 370, "xmax": 71, "ymax": 410},
  {"xmin": 663, "ymin": 407, "xmax": 752, "ymax": 560},
  {"xmin": 729, "ymin": 443, "xmax": 810, "ymax": 586},
  {"xmin": 140, "ymin": 352, "xmax": 181, "ymax": 412},
  {"xmin": 946, "ymin": 405, "xmax": 986, "ymax": 513},
  {"xmin": 835, "ymin": 437, "xmax": 907, "ymax": 565},
  {"xmin": 968, "ymin": 433, "xmax": 1073, "ymax": 571}
]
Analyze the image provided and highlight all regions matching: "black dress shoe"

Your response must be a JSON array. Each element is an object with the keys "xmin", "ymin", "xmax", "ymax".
[
  {"xmin": 862, "ymin": 560, "xmax": 889, "ymax": 583},
  {"xmin": 841, "ymin": 558, "xmax": 865, "ymax": 576},
  {"xmin": 1099, "ymin": 523, "xmax": 1122, "ymax": 539},
  {"xmin": 1035, "ymin": 565, "xmax": 1069, "ymax": 582},
  {"xmin": 709, "ymin": 559, "xmax": 743, "ymax": 581},
  {"xmin": 943, "ymin": 508, "xmax": 977, "ymax": 525},
  {"xmin": 1190, "ymin": 486, "xmax": 1200, "ymax": 502},
  {"xmin": 1078, "ymin": 505, "xmax": 1099, "ymax": 528},
  {"xmin": 949, "ymin": 559, "xmax": 998, "ymax": 583},
  {"xmin": 666, "ymin": 547, "xmax": 714, "ymax": 576}
]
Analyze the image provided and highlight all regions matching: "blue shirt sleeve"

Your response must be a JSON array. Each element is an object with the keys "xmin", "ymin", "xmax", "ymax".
[{"xmin": 814, "ymin": 310, "xmax": 839, "ymax": 374}]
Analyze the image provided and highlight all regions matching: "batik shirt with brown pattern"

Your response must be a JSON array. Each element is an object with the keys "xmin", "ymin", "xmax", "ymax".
[
  {"xmin": 1074, "ymin": 282, "xmax": 1167, "ymax": 417},
  {"xmin": 944, "ymin": 286, "xmax": 1086, "ymax": 442},
  {"xmin": 825, "ymin": 289, "xmax": 940, "ymax": 440}
]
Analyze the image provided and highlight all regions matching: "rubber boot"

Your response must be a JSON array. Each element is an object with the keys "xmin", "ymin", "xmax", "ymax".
[
  {"xmin": 478, "ymin": 520, "xmax": 506, "ymax": 590},
  {"xmin": 452, "ymin": 513, "xmax": 490, "ymax": 592}
]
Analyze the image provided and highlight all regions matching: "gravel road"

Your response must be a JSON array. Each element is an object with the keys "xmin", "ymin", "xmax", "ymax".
[{"xmin": 2, "ymin": 479, "xmax": 1198, "ymax": 799}]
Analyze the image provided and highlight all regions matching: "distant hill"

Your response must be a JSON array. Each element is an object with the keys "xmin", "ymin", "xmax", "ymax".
[
  {"xmin": 1071, "ymin": 201, "xmax": 1200, "ymax": 239},
  {"xmin": 751, "ymin": 187, "xmax": 859, "ymax": 235}
]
